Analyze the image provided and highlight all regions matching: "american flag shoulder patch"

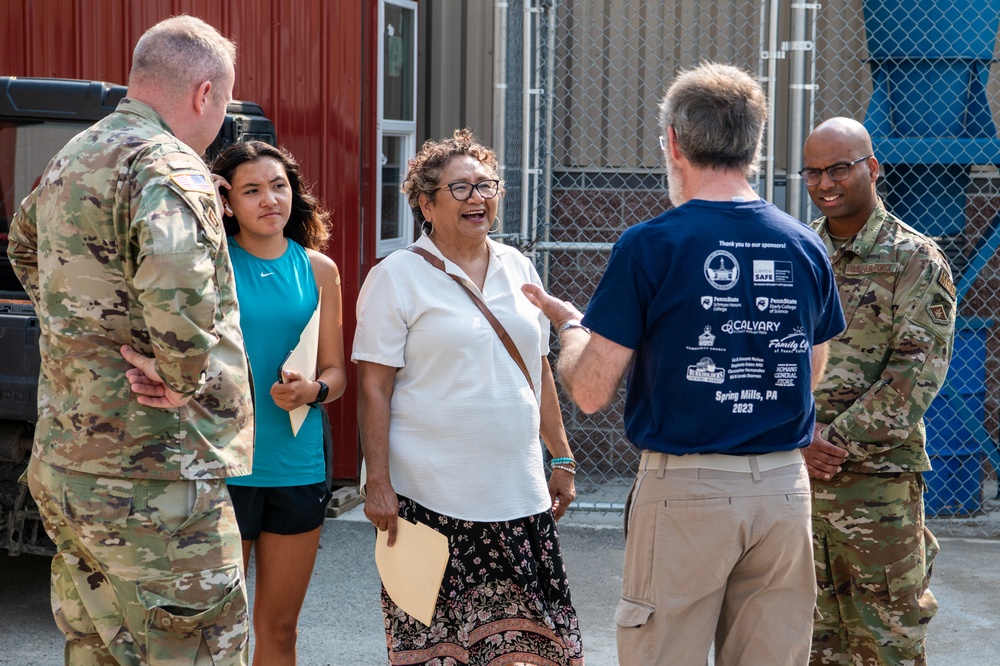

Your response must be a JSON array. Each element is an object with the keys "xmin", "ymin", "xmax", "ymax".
[{"xmin": 169, "ymin": 172, "xmax": 215, "ymax": 194}]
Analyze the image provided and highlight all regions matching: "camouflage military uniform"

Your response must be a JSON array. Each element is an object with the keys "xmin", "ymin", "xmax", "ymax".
[
  {"xmin": 810, "ymin": 201, "xmax": 955, "ymax": 665},
  {"xmin": 8, "ymin": 98, "xmax": 254, "ymax": 665}
]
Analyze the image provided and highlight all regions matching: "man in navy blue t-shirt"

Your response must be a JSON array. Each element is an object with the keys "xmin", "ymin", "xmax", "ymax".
[{"xmin": 524, "ymin": 63, "xmax": 845, "ymax": 666}]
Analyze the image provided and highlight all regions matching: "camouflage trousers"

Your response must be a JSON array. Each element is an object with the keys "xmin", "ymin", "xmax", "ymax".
[
  {"xmin": 810, "ymin": 471, "xmax": 939, "ymax": 666},
  {"xmin": 27, "ymin": 456, "xmax": 249, "ymax": 666}
]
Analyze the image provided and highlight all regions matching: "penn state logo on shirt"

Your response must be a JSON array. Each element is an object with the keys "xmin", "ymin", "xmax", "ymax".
[{"xmin": 704, "ymin": 250, "xmax": 739, "ymax": 291}]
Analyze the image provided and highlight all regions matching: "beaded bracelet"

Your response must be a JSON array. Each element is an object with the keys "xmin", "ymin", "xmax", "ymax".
[
  {"xmin": 551, "ymin": 464, "xmax": 577, "ymax": 475},
  {"xmin": 550, "ymin": 457, "xmax": 576, "ymax": 467}
]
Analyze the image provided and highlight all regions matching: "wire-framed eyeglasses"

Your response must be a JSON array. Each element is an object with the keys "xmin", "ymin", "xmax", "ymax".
[
  {"xmin": 798, "ymin": 155, "xmax": 873, "ymax": 186},
  {"xmin": 434, "ymin": 180, "xmax": 502, "ymax": 201}
]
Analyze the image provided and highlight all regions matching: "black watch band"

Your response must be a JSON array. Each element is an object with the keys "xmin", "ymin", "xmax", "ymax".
[{"xmin": 309, "ymin": 380, "xmax": 329, "ymax": 406}]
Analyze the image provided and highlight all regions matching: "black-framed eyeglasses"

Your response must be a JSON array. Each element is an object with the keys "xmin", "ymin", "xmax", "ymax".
[
  {"xmin": 798, "ymin": 155, "xmax": 873, "ymax": 186},
  {"xmin": 434, "ymin": 180, "xmax": 502, "ymax": 201}
]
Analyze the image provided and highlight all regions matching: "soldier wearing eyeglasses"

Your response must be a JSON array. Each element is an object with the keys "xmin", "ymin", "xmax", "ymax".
[{"xmin": 801, "ymin": 117, "xmax": 956, "ymax": 665}]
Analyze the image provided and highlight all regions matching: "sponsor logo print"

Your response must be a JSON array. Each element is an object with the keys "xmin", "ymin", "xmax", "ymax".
[
  {"xmin": 774, "ymin": 363, "xmax": 798, "ymax": 387},
  {"xmin": 261, "ymin": 272, "xmax": 275, "ymax": 277},
  {"xmin": 728, "ymin": 356, "xmax": 765, "ymax": 380},
  {"xmin": 753, "ymin": 260, "xmax": 794, "ymax": 286},
  {"xmin": 704, "ymin": 251, "xmax": 740, "ymax": 290},
  {"xmin": 768, "ymin": 327, "xmax": 810, "ymax": 353},
  {"xmin": 698, "ymin": 326, "xmax": 716, "ymax": 347},
  {"xmin": 721, "ymin": 320, "xmax": 780, "ymax": 335},
  {"xmin": 757, "ymin": 297, "xmax": 798, "ymax": 314},
  {"xmin": 700, "ymin": 295, "xmax": 741, "ymax": 312},
  {"xmin": 686, "ymin": 357, "xmax": 725, "ymax": 384},
  {"xmin": 687, "ymin": 325, "xmax": 727, "ymax": 352}
]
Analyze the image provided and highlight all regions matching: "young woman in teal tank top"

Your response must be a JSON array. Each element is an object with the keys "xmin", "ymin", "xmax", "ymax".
[{"xmin": 213, "ymin": 142, "xmax": 346, "ymax": 666}]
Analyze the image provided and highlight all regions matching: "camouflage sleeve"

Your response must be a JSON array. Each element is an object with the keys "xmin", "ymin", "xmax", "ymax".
[
  {"xmin": 823, "ymin": 255, "xmax": 956, "ymax": 462},
  {"xmin": 6, "ymin": 187, "xmax": 41, "ymax": 305},
  {"xmin": 131, "ymin": 156, "xmax": 225, "ymax": 396}
]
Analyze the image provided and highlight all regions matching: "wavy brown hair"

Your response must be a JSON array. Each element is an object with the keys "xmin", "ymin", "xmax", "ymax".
[
  {"xmin": 400, "ymin": 128, "xmax": 503, "ymax": 229},
  {"xmin": 211, "ymin": 141, "xmax": 331, "ymax": 251}
]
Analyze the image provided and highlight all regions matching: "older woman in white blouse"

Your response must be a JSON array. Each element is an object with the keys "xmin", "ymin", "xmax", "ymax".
[{"xmin": 353, "ymin": 129, "xmax": 584, "ymax": 666}]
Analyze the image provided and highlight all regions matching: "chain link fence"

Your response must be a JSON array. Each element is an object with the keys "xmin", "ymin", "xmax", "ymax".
[{"xmin": 498, "ymin": 0, "xmax": 1000, "ymax": 536}]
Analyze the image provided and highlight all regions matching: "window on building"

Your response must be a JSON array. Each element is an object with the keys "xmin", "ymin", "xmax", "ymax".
[{"xmin": 377, "ymin": 0, "xmax": 417, "ymax": 257}]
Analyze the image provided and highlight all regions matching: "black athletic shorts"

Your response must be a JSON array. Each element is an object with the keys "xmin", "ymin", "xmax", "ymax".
[{"xmin": 227, "ymin": 481, "xmax": 332, "ymax": 540}]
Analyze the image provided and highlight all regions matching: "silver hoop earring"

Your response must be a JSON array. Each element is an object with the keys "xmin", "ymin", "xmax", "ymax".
[
  {"xmin": 224, "ymin": 204, "xmax": 233, "ymax": 216},
  {"xmin": 489, "ymin": 217, "xmax": 500, "ymax": 234},
  {"xmin": 421, "ymin": 219, "xmax": 433, "ymax": 236}
]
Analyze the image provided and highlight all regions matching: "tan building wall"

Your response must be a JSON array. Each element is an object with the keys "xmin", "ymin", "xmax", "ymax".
[
  {"xmin": 420, "ymin": 0, "xmax": 1000, "ymax": 171},
  {"xmin": 418, "ymin": 0, "xmax": 496, "ymax": 146}
]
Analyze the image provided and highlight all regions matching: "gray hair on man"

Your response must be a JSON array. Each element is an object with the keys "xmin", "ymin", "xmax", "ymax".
[
  {"xmin": 129, "ymin": 15, "xmax": 237, "ymax": 99},
  {"xmin": 658, "ymin": 62, "xmax": 767, "ymax": 176}
]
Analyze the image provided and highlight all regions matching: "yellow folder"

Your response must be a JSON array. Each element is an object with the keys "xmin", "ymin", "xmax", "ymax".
[{"xmin": 375, "ymin": 518, "xmax": 449, "ymax": 626}]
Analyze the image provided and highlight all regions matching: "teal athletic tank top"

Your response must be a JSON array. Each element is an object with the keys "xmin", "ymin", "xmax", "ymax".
[{"xmin": 226, "ymin": 237, "xmax": 325, "ymax": 487}]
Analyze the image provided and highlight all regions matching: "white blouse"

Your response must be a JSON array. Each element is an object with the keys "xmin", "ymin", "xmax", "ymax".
[{"xmin": 352, "ymin": 234, "xmax": 552, "ymax": 522}]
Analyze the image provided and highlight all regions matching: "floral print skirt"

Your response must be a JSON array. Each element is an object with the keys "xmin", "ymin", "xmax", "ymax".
[{"xmin": 383, "ymin": 496, "xmax": 585, "ymax": 666}]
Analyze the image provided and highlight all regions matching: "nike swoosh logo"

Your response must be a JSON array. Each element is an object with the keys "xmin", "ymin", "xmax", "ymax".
[{"xmin": 261, "ymin": 272, "xmax": 275, "ymax": 277}]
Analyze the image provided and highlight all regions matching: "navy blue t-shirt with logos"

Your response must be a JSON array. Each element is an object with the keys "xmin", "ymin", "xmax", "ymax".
[{"xmin": 582, "ymin": 198, "xmax": 845, "ymax": 455}]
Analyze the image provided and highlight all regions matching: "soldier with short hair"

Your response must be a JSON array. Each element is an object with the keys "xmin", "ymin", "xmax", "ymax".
[
  {"xmin": 801, "ymin": 117, "xmax": 955, "ymax": 665},
  {"xmin": 7, "ymin": 15, "xmax": 254, "ymax": 665}
]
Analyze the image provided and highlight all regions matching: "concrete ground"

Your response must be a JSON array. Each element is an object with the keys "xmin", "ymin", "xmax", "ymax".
[{"xmin": 0, "ymin": 507, "xmax": 996, "ymax": 665}]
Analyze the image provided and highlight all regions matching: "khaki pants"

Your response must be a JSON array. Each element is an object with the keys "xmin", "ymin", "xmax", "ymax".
[
  {"xmin": 616, "ymin": 452, "xmax": 815, "ymax": 666},
  {"xmin": 27, "ymin": 456, "xmax": 248, "ymax": 666}
]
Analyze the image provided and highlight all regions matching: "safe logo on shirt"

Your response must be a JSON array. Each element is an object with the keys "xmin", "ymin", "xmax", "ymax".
[
  {"xmin": 704, "ymin": 251, "xmax": 740, "ymax": 291},
  {"xmin": 752, "ymin": 260, "xmax": 794, "ymax": 286},
  {"xmin": 686, "ymin": 357, "xmax": 726, "ymax": 384}
]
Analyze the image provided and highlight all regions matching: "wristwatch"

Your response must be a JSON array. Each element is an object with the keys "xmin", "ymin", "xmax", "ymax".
[
  {"xmin": 309, "ymin": 380, "xmax": 329, "ymax": 407},
  {"xmin": 558, "ymin": 319, "xmax": 590, "ymax": 335}
]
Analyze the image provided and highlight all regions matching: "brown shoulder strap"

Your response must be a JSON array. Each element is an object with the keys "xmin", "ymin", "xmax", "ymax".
[{"xmin": 407, "ymin": 245, "xmax": 534, "ymax": 391}]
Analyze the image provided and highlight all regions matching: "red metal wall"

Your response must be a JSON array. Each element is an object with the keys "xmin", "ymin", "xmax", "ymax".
[{"xmin": 1, "ymin": 0, "xmax": 375, "ymax": 481}]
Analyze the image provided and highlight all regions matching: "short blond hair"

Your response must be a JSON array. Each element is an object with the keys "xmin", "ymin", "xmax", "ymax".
[{"xmin": 129, "ymin": 15, "xmax": 236, "ymax": 99}]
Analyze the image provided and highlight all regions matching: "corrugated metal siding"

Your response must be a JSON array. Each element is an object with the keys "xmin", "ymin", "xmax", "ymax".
[
  {"xmin": 2, "ymin": 0, "xmax": 371, "ymax": 480},
  {"xmin": 419, "ymin": 0, "xmax": 494, "ymax": 145},
  {"xmin": 554, "ymin": 0, "xmax": 761, "ymax": 171}
]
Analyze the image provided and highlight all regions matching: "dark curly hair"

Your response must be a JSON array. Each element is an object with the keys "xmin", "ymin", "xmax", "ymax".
[
  {"xmin": 400, "ymin": 128, "xmax": 503, "ymax": 229},
  {"xmin": 211, "ymin": 141, "xmax": 331, "ymax": 251}
]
